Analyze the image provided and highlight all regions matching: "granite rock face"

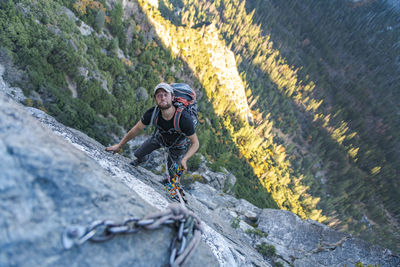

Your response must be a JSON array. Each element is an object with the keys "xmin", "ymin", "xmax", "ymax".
[
  {"xmin": 1, "ymin": 76, "xmax": 399, "ymax": 266},
  {"xmin": 0, "ymin": 91, "xmax": 217, "ymax": 267},
  {"xmin": 256, "ymin": 209, "xmax": 399, "ymax": 267},
  {"xmin": 192, "ymin": 160, "xmax": 237, "ymax": 193},
  {"xmin": 21, "ymin": 106, "xmax": 269, "ymax": 267},
  {"xmin": 186, "ymin": 182, "xmax": 400, "ymax": 266}
]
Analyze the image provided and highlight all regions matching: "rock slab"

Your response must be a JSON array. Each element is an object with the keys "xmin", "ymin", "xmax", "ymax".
[
  {"xmin": 0, "ymin": 91, "xmax": 217, "ymax": 267},
  {"xmin": 257, "ymin": 209, "xmax": 399, "ymax": 267}
]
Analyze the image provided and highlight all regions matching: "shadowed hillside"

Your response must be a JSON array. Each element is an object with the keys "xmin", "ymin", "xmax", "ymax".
[{"xmin": 144, "ymin": 0, "xmax": 400, "ymax": 252}]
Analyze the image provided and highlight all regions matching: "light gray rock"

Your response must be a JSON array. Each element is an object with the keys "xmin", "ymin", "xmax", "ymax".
[
  {"xmin": 187, "ymin": 182, "xmax": 220, "ymax": 210},
  {"xmin": 194, "ymin": 163, "xmax": 237, "ymax": 193},
  {"xmin": 224, "ymin": 172, "xmax": 236, "ymax": 193},
  {"xmin": 0, "ymin": 64, "xmax": 26, "ymax": 103},
  {"xmin": 0, "ymin": 49, "xmax": 26, "ymax": 85},
  {"xmin": 257, "ymin": 209, "xmax": 399, "ymax": 266},
  {"xmin": 92, "ymin": 71, "xmax": 109, "ymax": 92},
  {"xmin": 135, "ymin": 86, "xmax": 149, "ymax": 102},
  {"xmin": 186, "ymin": 182, "xmax": 239, "ymax": 211},
  {"xmin": 126, "ymin": 23, "xmax": 136, "ymax": 45},
  {"xmin": 68, "ymin": 39, "xmax": 78, "ymax": 52},
  {"xmin": 239, "ymin": 220, "xmax": 254, "ymax": 233},
  {"xmin": 78, "ymin": 67, "xmax": 89, "ymax": 78},
  {"xmin": 59, "ymin": 7, "xmax": 77, "ymax": 21},
  {"xmin": 235, "ymin": 199, "xmax": 261, "ymax": 221},
  {"xmin": 15, "ymin": 2, "xmax": 30, "ymax": 17},
  {"xmin": 78, "ymin": 21, "xmax": 94, "ymax": 36},
  {"xmin": 0, "ymin": 91, "xmax": 218, "ymax": 267}
]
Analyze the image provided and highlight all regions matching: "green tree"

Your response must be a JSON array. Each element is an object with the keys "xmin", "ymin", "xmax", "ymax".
[{"xmin": 95, "ymin": 9, "xmax": 106, "ymax": 32}]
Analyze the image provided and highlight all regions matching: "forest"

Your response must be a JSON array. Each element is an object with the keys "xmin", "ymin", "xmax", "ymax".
[
  {"xmin": 143, "ymin": 0, "xmax": 400, "ymax": 252},
  {"xmin": 0, "ymin": 0, "xmax": 277, "ymax": 208},
  {"xmin": 0, "ymin": 0, "xmax": 398, "ymax": 253}
]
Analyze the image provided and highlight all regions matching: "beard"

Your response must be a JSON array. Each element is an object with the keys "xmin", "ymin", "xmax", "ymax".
[{"xmin": 158, "ymin": 102, "xmax": 173, "ymax": 110}]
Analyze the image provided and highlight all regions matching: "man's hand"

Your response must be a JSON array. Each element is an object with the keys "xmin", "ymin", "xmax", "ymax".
[
  {"xmin": 105, "ymin": 121, "xmax": 145, "ymax": 155},
  {"xmin": 105, "ymin": 144, "xmax": 122, "ymax": 154},
  {"xmin": 179, "ymin": 133, "xmax": 199, "ymax": 173},
  {"xmin": 180, "ymin": 157, "xmax": 188, "ymax": 172}
]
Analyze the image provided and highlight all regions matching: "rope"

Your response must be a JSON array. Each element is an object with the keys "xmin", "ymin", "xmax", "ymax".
[{"xmin": 154, "ymin": 142, "xmax": 187, "ymax": 207}]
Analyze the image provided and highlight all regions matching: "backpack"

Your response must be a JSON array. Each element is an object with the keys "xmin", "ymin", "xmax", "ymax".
[{"xmin": 150, "ymin": 83, "xmax": 198, "ymax": 134}]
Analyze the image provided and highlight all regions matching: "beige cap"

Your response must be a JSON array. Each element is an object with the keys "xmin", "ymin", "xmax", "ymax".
[{"xmin": 153, "ymin": 83, "xmax": 173, "ymax": 95}]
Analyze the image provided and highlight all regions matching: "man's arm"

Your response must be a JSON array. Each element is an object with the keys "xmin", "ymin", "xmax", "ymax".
[
  {"xmin": 180, "ymin": 133, "xmax": 199, "ymax": 171},
  {"xmin": 105, "ymin": 121, "xmax": 146, "ymax": 153}
]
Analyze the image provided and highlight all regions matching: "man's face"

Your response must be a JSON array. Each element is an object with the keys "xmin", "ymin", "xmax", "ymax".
[{"xmin": 154, "ymin": 89, "xmax": 173, "ymax": 110}]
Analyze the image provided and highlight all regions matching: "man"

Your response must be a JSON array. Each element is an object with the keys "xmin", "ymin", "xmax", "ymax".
[{"xmin": 106, "ymin": 83, "xmax": 199, "ymax": 174}]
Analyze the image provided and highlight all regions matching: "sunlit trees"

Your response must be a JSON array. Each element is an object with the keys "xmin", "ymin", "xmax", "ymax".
[
  {"xmin": 139, "ymin": 0, "xmax": 326, "ymax": 221},
  {"xmin": 140, "ymin": 0, "xmax": 400, "ymax": 252}
]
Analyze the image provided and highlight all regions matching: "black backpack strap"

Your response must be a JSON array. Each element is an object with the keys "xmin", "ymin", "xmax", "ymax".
[
  {"xmin": 150, "ymin": 106, "xmax": 159, "ymax": 127},
  {"xmin": 173, "ymin": 107, "xmax": 184, "ymax": 133},
  {"xmin": 149, "ymin": 106, "xmax": 160, "ymax": 140}
]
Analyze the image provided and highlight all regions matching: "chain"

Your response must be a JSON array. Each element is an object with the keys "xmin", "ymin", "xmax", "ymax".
[{"xmin": 62, "ymin": 203, "xmax": 203, "ymax": 267}]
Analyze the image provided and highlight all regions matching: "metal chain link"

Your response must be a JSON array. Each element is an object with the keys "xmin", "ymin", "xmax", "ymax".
[{"xmin": 62, "ymin": 203, "xmax": 203, "ymax": 267}]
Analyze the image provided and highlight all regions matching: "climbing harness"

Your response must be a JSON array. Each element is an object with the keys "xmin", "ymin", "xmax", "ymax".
[{"xmin": 62, "ymin": 203, "xmax": 203, "ymax": 267}]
